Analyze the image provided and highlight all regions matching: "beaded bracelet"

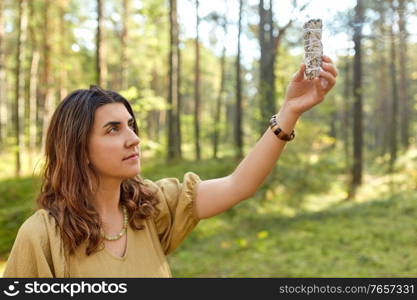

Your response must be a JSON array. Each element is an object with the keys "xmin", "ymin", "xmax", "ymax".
[{"xmin": 269, "ymin": 114, "xmax": 295, "ymax": 141}]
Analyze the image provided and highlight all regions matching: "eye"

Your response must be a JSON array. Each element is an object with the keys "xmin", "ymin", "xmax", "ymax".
[
  {"xmin": 108, "ymin": 123, "xmax": 135, "ymax": 134},
  {"xmin": 109, "ymin": 126, "xmax": 118, "ymax": 133}
]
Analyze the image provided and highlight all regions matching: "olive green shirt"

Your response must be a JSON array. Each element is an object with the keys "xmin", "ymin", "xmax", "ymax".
[{"xmin": 3, "ymin": 172, "xmax": 201, "ymax": 278}]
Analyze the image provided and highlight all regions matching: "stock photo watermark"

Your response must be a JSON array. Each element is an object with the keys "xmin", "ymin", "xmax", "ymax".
[{"xmin": 2, "ymin": 280, "xmax": 128, "ymax": 297}]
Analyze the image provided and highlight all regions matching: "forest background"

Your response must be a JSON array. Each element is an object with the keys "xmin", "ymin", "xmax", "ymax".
[{"xmin": 0, "ymin": 0, "xmax": 416, "ymax": 276}]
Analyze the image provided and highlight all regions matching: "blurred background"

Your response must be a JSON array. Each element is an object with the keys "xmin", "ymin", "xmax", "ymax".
[{"xmin": 0, "ymin": 0, "xmax": 416, "ymax": 277}]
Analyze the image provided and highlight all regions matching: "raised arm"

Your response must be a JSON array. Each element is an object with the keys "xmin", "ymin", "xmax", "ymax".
[{"xmin": 195, "ymin": 56, "xmax": 338, "ymax": 219}]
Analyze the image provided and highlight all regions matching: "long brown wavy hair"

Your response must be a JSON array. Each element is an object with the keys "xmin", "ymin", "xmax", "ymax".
[{"xmin": 36, "ymin": 86, "xmax": 159, "ymax": 256}]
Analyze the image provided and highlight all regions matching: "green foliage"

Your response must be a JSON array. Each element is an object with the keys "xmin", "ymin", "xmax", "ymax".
[
  {"xmin": 120, "ymin": 86, "xmax": 167, "ymax": 133},
  {"xmin": 141, "ymin": 156, "xmax": 236, "ymax": 183},
  {"xmin": 169, "ymin": 190, "xmax": 417, "ymax": 277},
  {"xmin": 275, "ymin": 45, "xmax": 302, "ymax": 105},
  {"xmin": 2, "ymin": 0, "xmax": 417, "ymax": 278},
  {"xmin": 0, "ymin": 176, "xmax": 40, "ymax": 259},
  {"xmin": 1, "ymin": 152, "xmax": 416, "ymax": 277},
  {"xmin": 254, "ymin": 119, "xmax": 344, "ymax": 210},
  {"xmin": 390, "ymin": 147, "xmax": 417, "ymax": 190}
]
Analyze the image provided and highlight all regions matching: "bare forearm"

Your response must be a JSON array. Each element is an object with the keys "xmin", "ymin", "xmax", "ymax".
[
  {"xmin": 230, "ymin": 105, "xmax": 300, "ymax": 199},
  {"xmin": 196, "ymin": 57, "xmax": 337, "ymax": 219}
]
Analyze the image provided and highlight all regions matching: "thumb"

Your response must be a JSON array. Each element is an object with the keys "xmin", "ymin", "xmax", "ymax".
[
  {"xmin": 314, "ymin": 77, "xmax": 325, "ymax": 99},
  {"xmin": 293, "ymin": 63, "xmax": 306, "ymax": 82}
]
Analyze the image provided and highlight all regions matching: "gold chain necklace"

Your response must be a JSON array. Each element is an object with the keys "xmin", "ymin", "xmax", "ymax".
[{"xmin": 102, "ymin": 205, "xmax": 128, "ymax": 241}]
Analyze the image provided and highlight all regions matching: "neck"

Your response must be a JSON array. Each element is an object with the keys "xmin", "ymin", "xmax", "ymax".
[{"xmin": 91, "ymin": 177, "xmax": 123, "ymax": 219}]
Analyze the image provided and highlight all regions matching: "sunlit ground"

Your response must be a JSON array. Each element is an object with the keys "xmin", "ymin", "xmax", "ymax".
[
  {"xmin": 1, "ymin": 146, "xmax": 416, "ymax": 277},
  {"xmin": 0, "ymin": 261, "xmax": 5, "ymax": 277}
]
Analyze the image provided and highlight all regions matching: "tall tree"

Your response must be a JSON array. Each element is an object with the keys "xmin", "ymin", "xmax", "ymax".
[
  {"xmin": 0, "ymin": 0, "xmax": 5, "ymax": 149},
  {"xmin": 373, "ymin": 1, "xmax": 390, "ymax": 156},
  {"xmin": 342, "ymin": 56, "xmax": 351, "ymax": 176},
  {"xmin": 350, "ymin": 0, "xmax": 364, "ymax": 197},
  {"xmin": 120, "ymin": 0, "xmax": 129, "ymax": 90},
  {"xmin": 194, "ymin": 0, "xmax": 201, "ymax": 160},
  {"xmin": 58, "ymin": 0, "xmax": 68, "ymax": 100},
  {"xmin": 258, "ymin": 0, "xmax": 306, "ymax": 134},
  {"xmin": 211, "ymin": 11, "xmax": 228, "ymax": 160},
  {"xmin": 388, "ymin": 0, "xmax": 399, "ymax": 172},
  {"xmin": 177, "ymin": 25, "xmax": 182, "ymax": 159},
  {"xmin": 235, "ymin": 0, "xmax": 243, "ymax": 160},
  {"xmin": 167, "ymin": 0, "xmax": 181, "ymax": 161},
  {"xmin": 40, "ymin": 0, "xmax": 54, "ymax": 155},
  {"xmin": 96, "ymin": 0, "xmax": 107, "ymax": 87},
  {"xmin": 14, "ymin": 0, "xmax": 28, "ymax": 177},
  {"xmin": 28, "ymin": 0, "xmax": 40, "ymax": 168},
  {"xmin": 397, "ymin": 0, "xmax": 409, "ymax": 149}
]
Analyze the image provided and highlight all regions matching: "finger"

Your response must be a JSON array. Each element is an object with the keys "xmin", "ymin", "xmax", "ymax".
[
  {"xmin": 320, "ymin": 78, "xmax": 328, "ymax": 90},
  {"xmin": 322, "ymin": 62, "xmax": 338, "ymax": 77},
  {"xmin": 322, "ymin": 55, "xmax": 333, "ymax": 64},
  {"xmin": 313, "ymin": 77, "xmax": 325, "ymax": 99},
  {"xmin": 319, "ymin": 69, "xmax": 336, "ymax": 90},
  {"xmin": 293, "ymin": 63, "xmax": 306, "ymax": 82}
]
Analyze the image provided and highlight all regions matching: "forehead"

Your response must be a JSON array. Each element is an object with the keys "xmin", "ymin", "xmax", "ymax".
[{"xmin": 93, "ymin": 103, "xmax": 132, "ymax": 125}]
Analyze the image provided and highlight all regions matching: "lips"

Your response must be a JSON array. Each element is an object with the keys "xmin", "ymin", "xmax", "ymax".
[{"xmin": 123, "ymin": 153, "xmax": 139, "ymax": 160}]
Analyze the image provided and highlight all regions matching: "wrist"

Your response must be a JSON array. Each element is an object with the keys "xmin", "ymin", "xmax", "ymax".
[
  {"xmin": 279, "ymin": 101, "xmax": 302, "ymax": 119},
  {"xmin": 269, "ymin": 104, "xmax": 299, "ymax": 142},
  {"xmin": 275, "ymin": 104, "xmax": 300, "ymax": 132}
]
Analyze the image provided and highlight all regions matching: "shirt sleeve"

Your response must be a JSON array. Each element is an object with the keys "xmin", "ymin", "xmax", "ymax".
[
  {"xmin": 3, "ymin": 210, "xmax": 68, "ymax": 278},
  {"xmin": 144, "ymin": 171, "xmax": 202, "ymax": 255}
]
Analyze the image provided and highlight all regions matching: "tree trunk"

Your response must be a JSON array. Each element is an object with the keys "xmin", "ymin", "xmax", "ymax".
[
  {"xmin": 0, "ymin": 0, "xmax": 5, "ymax": 150},
  {"xmin": 150, "ymin": 68, "xmax": 162, "ymax": 142},
  {"xmin": 28, "ymin": 0, "xmax": 40, "ymax": 169},
  {"xmin": 235, "ymin": 0, "xmax": 243, "ymax": 160},
  {"xmin": 388, "ymin": 1, "xmax": 399, "ymax": 172},
  {"xmin": 258, "ymin": 0, "xmax": 276, "ymax": 134},
  {"xmin": 58, "ymin": 0, "xmax": 68, "ymax": 101},
  {"xmin": 329, "ymin": 111, "xmax": 337, "ymax": 141},
  {"xmin": 258, "ymin": 0, "xmax": 295, "ymax": 136},
  {"xmin": 194, "ymin": 0, "xmax": 201, "ymax": 160},
  {"xmin": 167, "ymin": 0, "xmax": 181, "ymax": 162},
  {"xmin": 212, "ymin": 15, "xmax": 227, "ymax": 160},
  {"xmin": 374, "ymin": 2, "xmax": 389, "ymax": 157},
  {"xmin": 96, "ymin": 0, "xmax": 106, "ymax": 87},
  {"xmin": 120, "ymin": 0, "xmax": 129, "ymax": 90},
  {"xmin": 177, "ymin": 38, "xmax": 182, "ymax": 158},
  {"xmin": 14, "ymin": 0, "xmax": 28, "ymax": 177},
  {"xmin": 28, "ymin": 52, "xmax": 39, "ymax": 168},
  {"xmin": 40, "ymin": 0, "xmax": 54, "ymax": 156},
  {"xmin": 397, "ymin": 0, "xmax": 409, "ymax": 149},
  {"xmin": 342, "ymin": 57, "xmax": 351, "ymax": 174},
  {"xmin": 350, "ymin": 0, "xmax": 364, "ymax": 197}
]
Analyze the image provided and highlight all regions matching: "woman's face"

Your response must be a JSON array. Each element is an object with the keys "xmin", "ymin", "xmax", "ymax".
[{"xmin": 87, "ymin": 103, "xmax": 141, "ymax": 180}]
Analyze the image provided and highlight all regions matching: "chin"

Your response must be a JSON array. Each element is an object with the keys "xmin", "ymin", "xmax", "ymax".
[{"xmin": 124, "ymin": 169, "xmax": 140, "ymax": 179}]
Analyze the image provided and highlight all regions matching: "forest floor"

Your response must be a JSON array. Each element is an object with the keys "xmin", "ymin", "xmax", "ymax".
[{"xmin": 0, "ymin": 151, "xmax": 416, "ymax": 277}]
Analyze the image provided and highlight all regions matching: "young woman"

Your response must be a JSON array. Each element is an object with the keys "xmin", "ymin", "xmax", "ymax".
[{"xmin": 3, "ymin": 57, "xmax": 337, "ymax": 277}]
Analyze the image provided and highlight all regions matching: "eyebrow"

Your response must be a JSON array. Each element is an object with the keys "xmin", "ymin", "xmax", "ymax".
[{"xmin": 103, "ymin": 117, "xmax": 134, "ymax": 128}]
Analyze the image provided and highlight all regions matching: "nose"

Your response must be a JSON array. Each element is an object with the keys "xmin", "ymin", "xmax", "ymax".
[{"xmin": 126, "ymin": 128, "xmax": 140, "ymax": 148}]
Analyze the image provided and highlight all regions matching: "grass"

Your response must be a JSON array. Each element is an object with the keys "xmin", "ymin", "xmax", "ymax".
[
  {"xmin": 0, "ymin": 261, "xmax": 5, "ymax": 277},
  {"xmin": 0, "ymin": 149, "xmax": 416, "ymax": 277},
  {"xmin": 0, "ymin": 176, "xmax": 41, "ymax": 259},
  {"xmin": 168, "ymin": 190, "xmax": 417, "ymax": 277}
]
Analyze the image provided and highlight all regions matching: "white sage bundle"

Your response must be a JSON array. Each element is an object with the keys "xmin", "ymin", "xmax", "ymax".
[{"xmin": 303, "ymin": 19, "xmax": 323, "ymax": 80}]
